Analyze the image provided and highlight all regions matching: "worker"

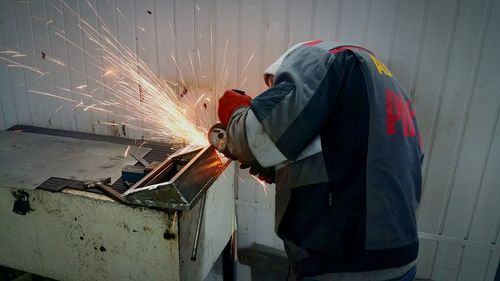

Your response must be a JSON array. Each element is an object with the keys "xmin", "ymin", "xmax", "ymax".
[{"xmin": 217, "ymin": 40, "xmax": 424, "ymax": 281}]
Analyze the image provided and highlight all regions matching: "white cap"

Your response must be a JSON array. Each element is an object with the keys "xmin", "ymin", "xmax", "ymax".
[{"xmin": 263, "ymin": 40, "xmax": 317, "ymax": 85}]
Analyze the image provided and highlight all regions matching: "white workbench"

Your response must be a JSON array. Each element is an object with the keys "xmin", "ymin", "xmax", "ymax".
[{"xmin": 0, "ymin": 130, "xmax": 235, "ymax": 281}]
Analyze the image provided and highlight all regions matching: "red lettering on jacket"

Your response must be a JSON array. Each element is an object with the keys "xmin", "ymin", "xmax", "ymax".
[{"xmin": 386, "ymin": 89, "xmax": 416, "ymax": 137}]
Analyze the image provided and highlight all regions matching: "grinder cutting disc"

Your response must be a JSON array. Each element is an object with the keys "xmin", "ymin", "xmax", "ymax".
[{"xmin": 208, "ymin": 123, "xmax": 227, "ymax": 152}]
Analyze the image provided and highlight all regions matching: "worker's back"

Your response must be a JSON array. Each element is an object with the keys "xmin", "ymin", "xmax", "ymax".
[{"xmin": 251, "ymin": 44, "xmax": 424, "ymax": 278}]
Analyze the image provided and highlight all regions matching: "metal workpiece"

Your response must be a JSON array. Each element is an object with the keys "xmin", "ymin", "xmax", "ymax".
[{"xmin": 124, "ymin": 145, "xmax": 230, "ymax": 210}]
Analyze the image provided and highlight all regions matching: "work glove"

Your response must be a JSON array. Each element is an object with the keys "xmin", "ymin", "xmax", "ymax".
[
  {"xmin": 240, "ymin": 161, "xmax": 275, "ymax": 184},
  {"xmin": 218, "ymin": 89, "xmax": 252, "ymax": 127}
]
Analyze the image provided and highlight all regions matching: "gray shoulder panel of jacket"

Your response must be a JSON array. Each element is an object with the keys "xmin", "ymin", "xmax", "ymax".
[{"xmin": 260, "ymin": 45, "xmax": 336, "ymax": 143}]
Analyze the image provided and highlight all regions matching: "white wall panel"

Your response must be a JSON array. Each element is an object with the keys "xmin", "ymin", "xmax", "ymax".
[
  {"xmin": 30, "ymin": 0, "xmax": 62, "ymax": 130},
  {"xmin": 63, "ymin": 0, "xmax": 94, "ymax": 133},
  {"xmin": 0, "ymin": 0, "xmax": 499, "ymax": 280},
  {"xmin": 46, "ymin": 0, "xmax": 77, "ymax": 131},
  {"xmin": 364, "ymin": 0, "xmax": 396, "ymax": 62},
  {"xmin": 14, "ymin": 1, "xmax": 49, "ymax": 128},
  {"xmin": 194, "ymin": 0, "xmax": 216, "ymax": 129},
  {"xmin": 98, "ymin": 0, "xmax": 122, "ymax": 136},
  {"xmin": 1, "ymin": 0, "xmax": 32, "ymax": 126},
  {"xmin": 114, "ymin": 0, "xmax": 138, "ymax": 138},
  {"xmin": 338, "ymin": 0, "xmax": 369, "ymax": 45},
  {"xmin": 79, "ymin": 0, "xmax": 108, "ymax": 135},
  {"xmin": 312, "ymin": 0, "xmax": 340, "ymax": 42},
  {"xmin": 0, "ymin": 11, "xmax": 18, "ymax": 129},
  {"xmin": 287, "ymin": 0, "xmax": 314, "ymax": 47}
]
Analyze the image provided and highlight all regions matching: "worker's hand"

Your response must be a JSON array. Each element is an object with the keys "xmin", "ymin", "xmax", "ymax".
[
  {"xmin": 218, "ymin": 90, "xmax": 252, "ymax": 127},
  {"xmin": 240, "ymin": 162, "xmax": 275, "ymax": 184}
]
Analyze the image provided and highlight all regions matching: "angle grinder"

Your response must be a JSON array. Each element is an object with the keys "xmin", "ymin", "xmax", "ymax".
[{"xmin": 207, "ymin": 89, "xmax": 246, "ymax": 154}]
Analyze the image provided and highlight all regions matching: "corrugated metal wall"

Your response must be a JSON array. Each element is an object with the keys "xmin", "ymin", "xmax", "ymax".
[{"xmin": 0, "ymin": 0, "xmax": 499, "ymax": 280}]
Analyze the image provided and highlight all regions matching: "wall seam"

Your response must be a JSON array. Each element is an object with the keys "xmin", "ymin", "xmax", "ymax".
[
  {"xmin": 60, "ymin": 0, "xmax": 80, "ymax": 131},
  {"xmin": 361, "ymin": 0, "xmax": 371, "ymax": 46},
  {"xmin": 409, "ymin": 0, "xmax": 430, "ymax": 101},
  {"xmin": 309, "ymin": 0, "xmax": 317, "ymax": 40},
  {"xmin": 385, "ymin": 0, "xmax": 400, "ymax": 66},
  {"xmin": 42, "ymin": 0, "xmax": 62, "ymax": 129},
  {"xmin": 335, "ymin": 0, "xmax": 343, "ymax": 41}
]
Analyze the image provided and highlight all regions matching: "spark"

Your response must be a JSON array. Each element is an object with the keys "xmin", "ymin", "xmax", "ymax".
[
  {"xmin": 72, "ymin": 101, "xmax": 83, "ymax": 110},
  {"xmin": 137, "ymin": 26, "xmax": 146, "ymax": 32},
  {"xmin": 56, "ymin": 105, "xmax": 63, "ymax": 112},
  {"xmin": 124, "ymin": 145, "xmax": 131, "ymax": 158},
  {"xmin": 47, "ymin": 1, "xmax": 63, "ymax": 15},
  {"xmin": 194, "ymin": 93, "xmax": 206, "ymax": 106},
  {"xmin": 91, "ymin": 106, "xmax": 113, "ymax": 113},
  {"xmin": 116, "ymin": 7, "xmax": 128, "ymax": 25},
  {"xmin": 12, "ymin": 54, "xmax": 26, "ymax": 58},
  {"xmin": 240, "ymin": 46, "xmax": 258, "ymax": 79},
  {"xmin": 7, "ymin": 65, "xmax": 45, "ymax": 76},
  {"xmin": 0, "ymin": 50, "xmax": 18, "ymax": 54},
  {"xmin": 28, "ymin": 90, "xmax": 77, "ymax": 103},
  {"xmin": 47, "ymin": 57, "xmax": 66, "ymax": 67},
  {"xmin": 83, "ymin": 104, "xmax": 97, "ymax": 111},
  {"xmin": 56, "ymin": 87, "xmax": 92, "ymax": 98},
  {"xmin": 31, "ymin": 16, "xmax": 45, "ymax": 21},
  {"xmin": 52, "ymin": 27, "xmax": 66, "ymax": 34},
  {"xmin": 76, "ymin": 84, "xmax": 87, "ymax": 89},
  {"xmin": 240, "ymin": 76, "xmax": 248, "ymax": 87},
  {"xmin": 251, "ymin": 175, "xmax": 269, "ymax": 197},
  {"xmin": 99, "ymin": 122, "xmax": 118, "ymax": 126},
  {"xmin": 45, "ymin": 19, "xmax": 53, "ymax": 26}
]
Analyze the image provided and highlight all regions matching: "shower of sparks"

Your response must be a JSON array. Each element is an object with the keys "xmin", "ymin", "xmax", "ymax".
[{"xmin": 1, "ymin": 0, "xmax": 261, "ymax": 153}]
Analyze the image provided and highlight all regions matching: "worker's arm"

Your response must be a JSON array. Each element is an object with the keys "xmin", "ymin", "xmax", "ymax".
[{"xmin": 224, "ymin": 47, "xmax": 356, "ymax": 168}]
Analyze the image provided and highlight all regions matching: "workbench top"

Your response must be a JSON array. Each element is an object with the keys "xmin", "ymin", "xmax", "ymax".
[{"xmin": 0, "ymin": 130, "xmax": 149, "ymax": 190}]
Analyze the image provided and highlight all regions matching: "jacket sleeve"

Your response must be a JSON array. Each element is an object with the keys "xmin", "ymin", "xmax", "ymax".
[{"xmin": 226, "ymin": 47, "xmax": 356, "ymax": 168}]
